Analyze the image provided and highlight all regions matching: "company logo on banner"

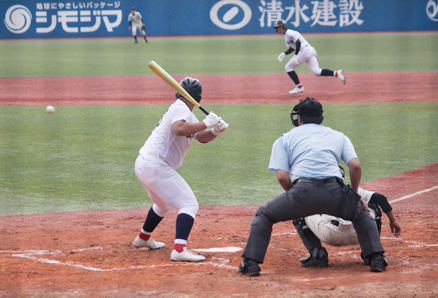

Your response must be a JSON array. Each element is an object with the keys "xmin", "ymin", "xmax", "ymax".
[
  {"xmin": 3, "ymin": 1, "xmax": 122, "ymax": 34},
  {"xmin": 4, "ymin": 5, "xmax": 32, "ymax": 33},
  {"xmin": 210, "ymin": 0, "xmax": 252, "ymax": 30},
  {"xmin": 211, "ymin": 0, "xmax": 365, "ymax": 31},
  {"xmin": 427, "ymin": 0, "xmax": 438, "ymax": 21}
]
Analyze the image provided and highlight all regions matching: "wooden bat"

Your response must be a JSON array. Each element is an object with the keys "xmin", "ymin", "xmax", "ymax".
[{"xmin": 148, "ymin": 60, "xmax": 209, "ymax": 115}]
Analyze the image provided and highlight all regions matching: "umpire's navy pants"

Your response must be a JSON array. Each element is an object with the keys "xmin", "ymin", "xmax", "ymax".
[{"xmin": 242, "ymin": 180, "xmax": 384, "ymax": 263}]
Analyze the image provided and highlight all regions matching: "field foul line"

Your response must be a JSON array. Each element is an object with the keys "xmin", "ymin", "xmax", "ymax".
[
  {"xmin": 11, "ymin": 254, "xmax": 236, "ymax": 272},
  {"xmin": 0, "ymin": 246, "xmax": 103, "ymax": 255},
  {"xmin": 379, "ymin": 238, "xmax": 438, "ymax": 248},
  {"xmin": 3, "ymin": 246, "xmax": 236, "ymax": 272},
  {"xmin": 389, "ymin": 185, "xmax": 438, "ymax": 204}
]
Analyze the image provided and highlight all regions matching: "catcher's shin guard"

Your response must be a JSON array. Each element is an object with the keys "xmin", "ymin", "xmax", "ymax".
[
  {"xmin": 293, "ymin": 218, "xmax": 324, "ymax": 255},
  {"xmin": 368, "ymin": 203, "xmax": 383, "ymax": 235}
]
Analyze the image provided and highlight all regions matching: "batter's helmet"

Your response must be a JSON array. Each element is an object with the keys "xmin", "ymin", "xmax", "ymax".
[
  {"xmin": 273, "ymin": 20, "xmax": 287, "ymax": 30},
  {"xmin": 176, "ymin": 77, "xmax": 202, "ymax": 103},
  {"xmin": 290, "ymin": 97, "xmax": 323, "ymax": 126}
]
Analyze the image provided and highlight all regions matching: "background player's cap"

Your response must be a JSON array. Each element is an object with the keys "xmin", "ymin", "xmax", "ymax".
[
  {"xmin": 273, "ymin": 20, "xmax": 286, "ymax": 28},
  {"xmin": 294, "ymin": 97, "xmax": 323, "ymax": 117},
  {"xmin": 131, "ymin": 7, "xmax": 135, "ymax": 10},
  {"xmin": 273, "ymin": 20, "xmax": 287, "ymax": 30}
]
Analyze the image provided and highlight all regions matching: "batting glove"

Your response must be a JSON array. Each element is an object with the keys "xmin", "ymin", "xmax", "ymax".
[
  {"xmin": 203, "ymin": 112, "xmax": 221, "ymax": 129},
  {"xmin": 278, "ymin": 52, "xmax": 286, "ymax": 62},
  {"xmin": 211, "ymin": 119, "xmax": 229, "ymax": 135}
]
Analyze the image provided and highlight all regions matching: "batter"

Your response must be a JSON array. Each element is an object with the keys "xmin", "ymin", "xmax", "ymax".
[{"xmin": 132, "ymin": 77, "xmax": 229, "ymax": 262}]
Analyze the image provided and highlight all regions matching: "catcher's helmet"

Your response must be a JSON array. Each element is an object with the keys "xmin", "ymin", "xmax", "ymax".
[
  {"xmin": 273, "ymin": 19, "xmax": 287, "ymax": 30},
  {"xmin": 290, "ymin": 97, "xmax": 323, "ymax": 127},
  {"xmin": 176, "ymin": 77, "xmax": 202, "ymax": 103}
]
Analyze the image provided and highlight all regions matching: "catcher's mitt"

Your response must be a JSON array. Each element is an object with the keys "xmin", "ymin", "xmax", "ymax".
[{"xmin": 141, "ymin": 24, "xmax": 146, "ymax": 31}]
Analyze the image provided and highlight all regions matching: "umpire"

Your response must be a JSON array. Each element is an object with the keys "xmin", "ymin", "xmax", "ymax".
[{"xmin": 238, "ymin": 97, "xmax": 387, "ymax": 276}]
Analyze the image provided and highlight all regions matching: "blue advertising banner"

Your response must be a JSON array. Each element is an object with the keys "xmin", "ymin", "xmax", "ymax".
[{"xmin": 1, "ymin": 0, "xmax": 437, "ymax": 39}]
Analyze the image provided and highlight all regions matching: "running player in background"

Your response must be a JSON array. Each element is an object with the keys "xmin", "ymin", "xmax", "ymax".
[
  {"xmin": 128, "ymin": 7, "xmax": 148, "ymax": 44},
  {"xmin": 274, "ymin": 20, "xmax": 345, "ymax": 94}
]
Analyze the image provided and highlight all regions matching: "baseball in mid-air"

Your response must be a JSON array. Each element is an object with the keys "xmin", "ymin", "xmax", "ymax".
[{"xmin": 46, "ymin": 105, "xmax": 55, "ymax": 114}]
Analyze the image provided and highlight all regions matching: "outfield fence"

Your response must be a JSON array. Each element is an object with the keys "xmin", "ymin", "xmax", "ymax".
[{"xmin": 1, "ymin": 0, "xmax": 437, "ymax": 39}]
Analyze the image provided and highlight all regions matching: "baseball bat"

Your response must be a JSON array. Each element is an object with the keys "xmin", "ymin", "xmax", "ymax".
[{"xmin": 148, "ymin": 60, "xmax": 209, "ymax": 115}]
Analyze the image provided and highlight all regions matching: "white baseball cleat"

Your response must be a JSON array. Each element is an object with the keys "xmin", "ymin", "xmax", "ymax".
[
  {"xmin": 171, "ymin": 247, "xmax": 206, "ymax": 262},
  {"xmin": 289, "ymin": 86, "xmax": 304, "ymax": 94},
  {"xmin": 337, "ymin": 70, "xmax": 346, "ymax": 84},
  {"xmin": 133, "ymin": 236, "xmax": 165, "ymax": 249}
]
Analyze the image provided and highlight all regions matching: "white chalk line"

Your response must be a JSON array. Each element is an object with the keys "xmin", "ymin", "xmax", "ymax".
[
  {"xmin": 273, "ymin": 231, "xmax": 297, "ymax": 236},
  {"xmin": 389, "ymin": 185, "xmax": 438, "ymax": 204},
  {"xmin": 11, "ymin": 253, "xmax": 236, "ymax": 272},
  {"xmin": 379, "ymin": 235, "xmax": 438, "ymax": 248},
  {"xmin": 192, "ymin": 247, "xmax": 242, "ymax": 253},
  {"xmin": 0, "ymin": 246, "xmax": 103, "ymax": 256},
  {"xmin": 2, "ymin": 246, "xmax": 238, "ymax": 272}
]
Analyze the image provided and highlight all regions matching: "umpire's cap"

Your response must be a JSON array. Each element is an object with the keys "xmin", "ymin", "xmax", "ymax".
[
  {"xmin": 291, "ymin": 97, "xmax": 323, "ymax": 126},
  {"xmin": 176, "ymin": 77, "xmax": 202, "ymax": 103},
  {"xmin": 294, "ymin": 97, "xmax": 323, "ymax": 117}
]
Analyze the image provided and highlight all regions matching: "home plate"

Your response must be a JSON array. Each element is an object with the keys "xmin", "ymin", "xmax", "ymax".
[{"xmin": 192, "ymin": 247, "xmax": 242, "ymax": 253}]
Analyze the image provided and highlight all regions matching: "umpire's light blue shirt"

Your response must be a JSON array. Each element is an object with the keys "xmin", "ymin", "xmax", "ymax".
[{"xmin": 268, "ymin": 124, "xmax": 358, "ymax": 182}]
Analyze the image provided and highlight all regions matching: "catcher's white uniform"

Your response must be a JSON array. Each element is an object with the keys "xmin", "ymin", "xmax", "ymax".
[
  {"xmin": 304, "ymin": 188, "xmax": 376, "ymax": 246},
  {"xmin": 128, "ymin": 11, "xmax": 145, "ymax": 36}
]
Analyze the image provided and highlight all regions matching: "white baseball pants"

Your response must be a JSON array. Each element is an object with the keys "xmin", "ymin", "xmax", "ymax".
[
  {"xmin": 135, "ymin": 155, "xmax": 199, "ymax": 219},
  {"xmin": 285, "ymin": 45, "xmax": 323, "ymax": 75},
  {"xmin": 131, "ymin": 23, "xmax": 145, "ymax": 36}
]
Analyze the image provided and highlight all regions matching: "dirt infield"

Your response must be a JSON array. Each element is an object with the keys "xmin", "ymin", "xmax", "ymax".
[
  {"xmin": 1, "ymin": 71, "xmax": 437, "ymax": 105},
  {"xmin": 0, "ymin": 164, "xmax": 437, "ymax": 297},
  {"xmin": 1, "ymin": 71, "xmax": 437, "ymax": 297}
]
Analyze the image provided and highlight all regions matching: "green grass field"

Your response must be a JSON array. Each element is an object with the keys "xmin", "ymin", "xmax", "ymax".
[
  {"xmin": 1, "ymin": 32, "xmax": 437, "ymax": 216},
  {"xmin": 1, "ymin": 32, "xmax": 437, "ymax": 77}
]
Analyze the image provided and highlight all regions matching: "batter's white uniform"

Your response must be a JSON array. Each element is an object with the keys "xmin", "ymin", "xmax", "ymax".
[
  {"xmin": 135, "ymin": 99, "xmax": 200, "ymax": 218},
  {"xmin": 304, "ymin": 188, "xmax": 376, "ymax": 246},
  {"xmin": 128, "ymin": 11, "xmax": 145, "ymax": 36},
  {"xmin": 283, "ymin": 29, "xmax": 322, "ymax": 75}
]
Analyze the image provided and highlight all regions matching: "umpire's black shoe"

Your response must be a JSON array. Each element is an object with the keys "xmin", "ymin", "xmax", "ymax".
[
  {"xmin": 238, "ymin": 258, "xmax": 260, "ymax": 276},
  {"xmin": 363, "ymin": 257, "xmax": 370, "ymax": 265},
  {"xmin": 300, "ymin": 255, "xmax": 329, "ymax": 267},
  {"xmin": 360, "ymin": 252, "xmax": 370, "ymax": 265},
  {"xmin": 369, "ymin": 253, "xmax": 387, "ymax": 272}
]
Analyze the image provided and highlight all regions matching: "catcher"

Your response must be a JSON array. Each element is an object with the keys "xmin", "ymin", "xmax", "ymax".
[
  {"xmin": 294, "ymin": 167, "xmax": 401, "ymax": 267},
  {"xmin": 128, "ymin": 7, "xmax": 148, "ymax": 44}
]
